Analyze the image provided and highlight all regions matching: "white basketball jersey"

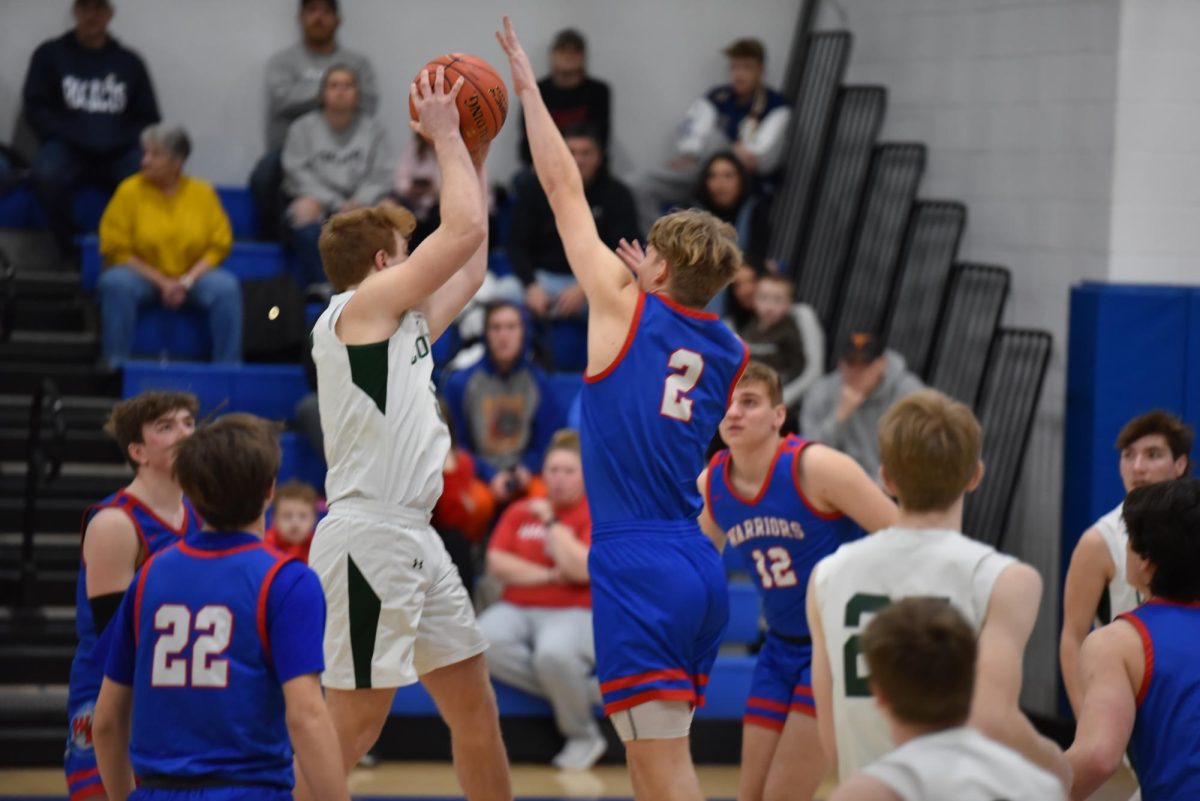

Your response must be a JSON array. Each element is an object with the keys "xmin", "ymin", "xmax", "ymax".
[
  {"xmin": 312, "ymin": 291, "xmax": 450, "ymax": 515},
  {"xmin": 1093, "ymin": 503, "xmax": 1141, "ymax": 624},
  {"xmin": 863, "ymin": 727, "xmax": 1065, "ymax": 801},
  {"xmin": 813, "ymin": 527, "xmax": 1017, "ymax": 780}
]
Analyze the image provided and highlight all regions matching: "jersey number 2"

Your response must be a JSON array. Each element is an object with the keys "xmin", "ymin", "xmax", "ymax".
[
  {"xmin": 151, "ymin": 604, "xmax": 233, "ymax": 688},
  {"xmin": 660, "ymin": 349, "xmax": 704, "ymax": 422}
]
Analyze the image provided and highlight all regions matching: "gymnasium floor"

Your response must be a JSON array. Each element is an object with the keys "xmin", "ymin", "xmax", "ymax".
[{"xmin": 0, "ymin": 762, "xmax": 1140, "ymax": 800}]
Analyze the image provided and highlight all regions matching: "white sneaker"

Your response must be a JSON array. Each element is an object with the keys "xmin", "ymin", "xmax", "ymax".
[{"xmin": 552, "ymin": 733, "xmax": 608, "ymax": 771}]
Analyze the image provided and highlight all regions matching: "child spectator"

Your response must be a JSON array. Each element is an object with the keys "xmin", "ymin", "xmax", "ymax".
[
  {"xmin": 740, "ymin": 274, "xmax": 805, "ymax": 384},
  {"xmin": 266, "ymin": 479, "xmax": 320, "ymax": 562}
]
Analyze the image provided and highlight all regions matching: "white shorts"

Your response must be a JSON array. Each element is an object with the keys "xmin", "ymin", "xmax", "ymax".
[{"xmin": 308, "ymin": 500, "xmax": 487, "ymax": 690}]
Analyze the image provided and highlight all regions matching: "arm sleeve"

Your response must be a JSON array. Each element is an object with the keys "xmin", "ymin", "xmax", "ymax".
[
  {"xmin": 99, "ymin": 183, "xmax": 137, "ymax": 267},
  {"xmin": 506, "ymin": 175, "xmax": 542, "ymax": 287},
  {"xmin": 521, "ymin": 370, "xmax": 562, "ymax": 475},
  {"xmin": 352, "ymin": 122, "xmax": 395, "ymax": 206},
  {"xmin": 676, "ymin": 97, "xmax": 718, "ymax": 157},
  {"xmin": 128, "ymin": 56, "xmax": 162, "ymax": 130},
  {"xmin": 22, "ymin": 45, "xmax": 74, "ymax": 145},
  {"xmin": 267, "ymin": 52, "xmax": 319, "ymax": 122},
  {"xmin": 743, "ymin": 106, "xmax": 791, "ymax": 173},
  {"xmin": 103, "ymin": 587, "xmax": 139, "ymax": 686},
  {"xmin": 281, "ymin": 121, "xmax": 341, "ymax": 209},
  {"xmin": 593, "ymin": 81, "xmax": 612, "ymax": 150},
  {"xmin": 267, "ymin": 562, "xmax": 327, "ymax": 684},
  {"xmin": 201, "ymin": 184, "xmax": 233, "ymax": 265}
]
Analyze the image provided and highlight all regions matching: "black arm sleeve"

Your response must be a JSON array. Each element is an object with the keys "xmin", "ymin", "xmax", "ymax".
[{"xmin": 90, "ymin": 591, "xmax": 126, "ymax": 632}]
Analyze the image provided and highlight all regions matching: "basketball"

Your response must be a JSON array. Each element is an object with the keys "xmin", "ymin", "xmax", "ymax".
[{"xmin": 409, "ymin": 53, "xmax": 508, "ymax": 153}]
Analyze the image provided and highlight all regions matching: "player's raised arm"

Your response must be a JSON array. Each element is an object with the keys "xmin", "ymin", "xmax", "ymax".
[
  {"xmin": 496, "ymin": 17, "xmax": 632, "ymax": 315},
  {"xmin": 340, "ymin": 66, "xmax": 486, "ymax": 341}
]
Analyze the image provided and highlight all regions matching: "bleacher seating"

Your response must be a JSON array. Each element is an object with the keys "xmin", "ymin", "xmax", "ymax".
[{"xmin": 927, "ymin": 264, "xmax": 1010, "ymax": 406}]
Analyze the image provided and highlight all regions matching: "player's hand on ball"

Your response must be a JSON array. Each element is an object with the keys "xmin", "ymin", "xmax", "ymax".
[
  {"xmin": 495, "ymin": 17, "xmax": 537, "ymax": 96},
  {"xmin": 409, "ymin": 65, "xmax": 465, "ymax": 143}
]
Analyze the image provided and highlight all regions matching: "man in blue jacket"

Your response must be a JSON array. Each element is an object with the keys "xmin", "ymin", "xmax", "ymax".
[
  {"xmin": 442, "ymin": 301, "xmax": 562, "ymax": 506},
  {"xmin": 22, "ymin": 0, "xmax": 160, "ymax": 257}
]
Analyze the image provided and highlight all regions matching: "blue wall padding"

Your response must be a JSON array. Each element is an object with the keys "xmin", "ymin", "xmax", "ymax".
[
  {"xmin": 1063, "ymin": 283, "xmax": 1200, "ymax": 586},
  {"xmin": 122, "ymin": 361, "xmax": 308, "ymax": 422}
]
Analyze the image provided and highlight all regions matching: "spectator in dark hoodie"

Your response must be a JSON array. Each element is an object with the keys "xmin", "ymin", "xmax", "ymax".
[
  {"xmin": 801, "ymin": 331, "xmax": 924, "ymax": 482},
  {"xmin": 22, "ymin": 0, "xmax": 160, "ymax": 257},
  {"xmin": 442, "ymin": 301, "xmax": 563, "ymax": 507}
]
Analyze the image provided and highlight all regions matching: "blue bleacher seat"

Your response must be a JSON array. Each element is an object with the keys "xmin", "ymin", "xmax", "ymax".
[
  {"xmin": 81, "ymin": 235, "xmax": 286, "ymax": 292},
  {"xmin": 279, "ymin": 431, "xmax": 326, "ymax": 489},
  {"xmin": 547, "ymin": 372, "xmax": 582, "ymax": 418},
  {"xmin": 132, "ymin": 307, "xmax": 212, "ymax": 360},
  {"xmin": 216, "ymin": 186, "xmax": 259, "ymax": 240},
  {"xmin": 547, "ymin": 318, "xmax": 588, "ymax": 372},
  {"xmin": 122, "ymin": 361, "xmax": 308, "ymax": 422}
]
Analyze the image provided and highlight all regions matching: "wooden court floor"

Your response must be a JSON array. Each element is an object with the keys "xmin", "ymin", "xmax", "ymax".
[{"xmin": 0, "ymin": 761, "xmax": 1140, "ymax": 800}]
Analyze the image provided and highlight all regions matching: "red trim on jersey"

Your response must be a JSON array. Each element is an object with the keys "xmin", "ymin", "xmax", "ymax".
[
  {"xmin": 792, "ymin": 684, "xmax": 813, "ymax": 699},
  {"xmin": 585, "ymin": 292, "xmax": 646, "ymax": 384},
  {"xmin": 70, "ymin": 785, "xmax": 106, "ymax": 801},
  {"xmin": 655, "ymin": 292, "xmax": 719, "ymax": 321},
  {"xmin": 599, "ymin": 667, "xmax": 690, "ymax": 694},
  {"xmin": 1143, "ymin": 599, "xmax": 1200, "ymax": 609},
  {"xmin": 746, "ymin": 696, "xmax": 789, "ymax": 714},
  {"xmin": 790, "ymin": 442, "xmax": 844, "ymax": 521},
  {"xmin": 132, "ymin": 552, "xmax": 162, "ymax": 646},
  {"xmin": 788, "ymin": 701, "xmax": 816, "ymax": 717},
  {"xmin": 257, "ymin": 556, "xmax": 296, "ymax": 665},
  {"xmin": 119, "ymin": 490, "xmax": 191, "ymax": 537},
  {"xmin": 723, "ymin": 438, "xmax": 789, "ymax": 507},
  {"xmin": 743, "ymin": 713, "xmax": 786, "ymax": 731},
  {"xmin": 1119, "ymin": 612, "xmax": 1154, "ymax": 707},
  {"xmin": 66, "ymin": 767, "xmax": 100, "ymax": 785},
  {"xmin": 603, "ymin": 688, "xmax": 697, "ymax": 716},
  {"xmin": 726, "ymin": 342, "xmax": 752, "ymax": 408},
  {"xmin": 176, "ymin": 541, "xmax": 263, "ymax": 559}
]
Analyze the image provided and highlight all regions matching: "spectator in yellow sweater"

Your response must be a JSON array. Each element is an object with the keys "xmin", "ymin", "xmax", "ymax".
[{"xmin": 97, "ymin": 124, "xmax": 240, "ymax": 366}]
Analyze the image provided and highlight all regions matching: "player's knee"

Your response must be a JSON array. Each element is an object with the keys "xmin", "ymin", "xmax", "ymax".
[
  {"xmin": 609, "ymin": 700, "xmax": 694, "ymax": 743},
  {"xmin": 531, "ymin": 643, "xmax": 584, "ymax": 678}
]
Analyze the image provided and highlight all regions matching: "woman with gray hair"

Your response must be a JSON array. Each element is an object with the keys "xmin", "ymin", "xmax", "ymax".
[{"xmin": 97, "ymin": 123, "xmax": 240, "ymax": 365}]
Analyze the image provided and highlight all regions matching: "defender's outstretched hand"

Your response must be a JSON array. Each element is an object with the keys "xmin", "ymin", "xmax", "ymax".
[
  {"xmin": 409, "ymin": 65, "xmax": 466, "ymax": 143},
  {"xmin": 616, "ymin": 238, "xmax": 645, "ymax": 274},
  {"xmin": 495, "ymin": 17, "xmax": 538, "ymax": 96}
]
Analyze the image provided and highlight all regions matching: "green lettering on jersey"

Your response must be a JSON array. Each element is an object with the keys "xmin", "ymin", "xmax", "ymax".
[
  {"xmin": 347, "ymin": 341, "xmax": 389, "ymax": 414},
  {"xmin": 843, "ymin": 593, "xmax": 891, "ymax": 697}
]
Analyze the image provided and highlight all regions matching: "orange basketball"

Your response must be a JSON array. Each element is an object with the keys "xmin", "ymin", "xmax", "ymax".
[{"xmin": 409, "ymin": 53, "xmax": 508, "ymax": 153}]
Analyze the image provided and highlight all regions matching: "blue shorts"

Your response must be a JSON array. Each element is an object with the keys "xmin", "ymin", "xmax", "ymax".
[
  {"xmin": 589, "ymin": 520, "xmax": 729, "ymax": 716},
  {"xmin": 131, "ymin": 789, "xmax": 292, "ymax": 801},
  {"xmin": 66, "ymin": 698, "xmax": 105, "ymax": 801},
  {"xmin": 744, "ymin": 631, "xmax": 815, "ymax": 731}
]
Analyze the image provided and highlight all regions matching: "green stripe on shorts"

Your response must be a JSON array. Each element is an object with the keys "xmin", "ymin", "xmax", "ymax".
[{"xmin": 347, "ymin": 555, "xmax": 381, "ymax": 689}]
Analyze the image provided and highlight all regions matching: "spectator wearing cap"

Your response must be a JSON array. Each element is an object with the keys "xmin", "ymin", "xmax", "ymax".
[
  {"xmin": 636, "ymin": 37, "xmax": 791, "ymax": 234},
  {"xmin": 97, "ymin": 124, "xmax": 239, "ymax": 366},
  {"xmin": 250, "ymin": 0, "xmax": 379, "ymax": 240},
  {"xmin": 517, "ymin": 29, "xmax": 611, "ymax": 165},
  {"xmin": 509, "ymin": 124, "xmax": 638, "ymax": 327},
  {"xmin": 800, "ymin": 332, "xmax": 924, "ymax": 480},
  {"xmin": 21, "ymin": 0, "xmax": 161, "ymax": 258}
]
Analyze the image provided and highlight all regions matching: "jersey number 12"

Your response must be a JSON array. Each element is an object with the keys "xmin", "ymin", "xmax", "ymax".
[{"xmin": 661, "ymin": 349, "xmax": 704, "ymax": 422}]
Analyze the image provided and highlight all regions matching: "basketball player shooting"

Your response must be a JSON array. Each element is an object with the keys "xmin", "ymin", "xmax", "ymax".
[{"xmin": 499, "ymin": 18, "xmax": 748, "ymax": 801}]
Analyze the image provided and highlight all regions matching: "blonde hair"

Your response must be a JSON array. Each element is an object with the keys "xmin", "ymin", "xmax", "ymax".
[
  {"xmin": 647, "ymin": 209, "xmax": 741, "ymax": 308},
  {"xmin": 878, "ymin": 390, "xmax": 981, "ymax": 512},
  {"xmin": 736, "ymin": 361, "xmax": 783, "ymax": 406},
  {"xmin": 547, "ymin": 428, "xmax": 581, "ymax": 457},
  {"xmin": 318, "ymin": 204, "xmax": 417, "ymax": 292}
]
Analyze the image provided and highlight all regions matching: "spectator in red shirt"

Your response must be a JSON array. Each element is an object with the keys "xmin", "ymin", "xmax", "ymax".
[
  {"xmin": 479, "ymin": 429, "xmax": 603, "ymax": 771},
  {"xmin": 265, "ymin": 479, "xmax": 319, "ymax": 562}
]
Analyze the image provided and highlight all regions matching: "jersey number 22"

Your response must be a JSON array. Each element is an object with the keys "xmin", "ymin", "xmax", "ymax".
[
  {"xmin": 151, "ymin": 604, "xmax": 232, "ymax": 688},
  {"xmin": 661, "ymin": 349, "xmax": 704, "ymax": 422}
]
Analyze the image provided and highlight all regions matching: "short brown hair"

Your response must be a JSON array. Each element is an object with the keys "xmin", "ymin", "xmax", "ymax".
[
  {"xmin": 1116, "ymin": 410, "xmax": 1193, "ymax": 473},
  {"xmin": 756, "ymin": 273, "xmax": 794, "ymax": 296},
  {"xmin": 878, "ymin": 389, "xmax": 981, "ymax": 512},
  {"xmin": 547, "ymin": 428, "xmax": 581, "ymax": 457},
  {"xmin": 724, "ymin": 38, "xmax": 765, "ymax": 63},
  {"xmin": 648, "ymin": 209, "xmax": 741, "ymax": 308},
  {"xmin": 862, "ymin": 597, "xmax": 976, "ymax": 728},
  {"xmin": 736, "ymin": 361, "xmax": 783, "ymax": 406},
  {"xmin": 318, "ymin": 204, "xmax": 417, "ymax": 292},
  {"xmin": 173, "ymin": 414, "xmax": 281, "ymax": 531},
  {"xmin": 104, "ymin": 391, "xmax": 200, "ymax": 469},
  {"xmin": 273, "ymin": 479, "xmax": 319, "ymax": 512}
]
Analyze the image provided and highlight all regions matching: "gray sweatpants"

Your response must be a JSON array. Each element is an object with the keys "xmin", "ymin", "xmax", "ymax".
[{"xmin": 479, "ymin": 602, "xmax": 600, "ymax": 740}]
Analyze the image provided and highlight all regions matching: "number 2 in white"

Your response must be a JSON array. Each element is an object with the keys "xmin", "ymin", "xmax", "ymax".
[
  {"xmin": 151, "ymin": 604, "xmax": 233, "ymax": 688},
  {"xmin": 660, "ymin": 349, "xmax": 704, "ymax": 422},
  {"xmin": 751, "ymin": 547, "xmax": 799, "ymax": 589}
]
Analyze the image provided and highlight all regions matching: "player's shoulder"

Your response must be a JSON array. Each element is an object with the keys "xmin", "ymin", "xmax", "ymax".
[{"xmin": 86, "ymin": 504, "xmax": 138, "ymax": 540}]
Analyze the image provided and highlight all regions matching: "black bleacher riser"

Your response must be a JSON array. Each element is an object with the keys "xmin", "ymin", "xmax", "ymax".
[
  {"xmin": 0, "ymin": 569, "xmax": 77, "ymax": 607},
  {"xmin": 830, "ymin": 143, "xmax": 926, "ymax": 359},
  {"xmin": 768, "ymin": 32, "xmax": 852, "ymax": 270},
  {"xmin": 0, "ymin": 727, "xmax": 66, "ymax": 768},
  {"xmin": 883, "ymin": 201, "xmax": 967, "ymax": 378},
  {"xmin": 12, "ymin": 296, "xmax": 92, "ymax": 333},
  {"xmin": 0, "ymin": 427, "xmax": 124, "ymax": 464},
  {"xmin": 0, "ymin": 334, "xmax": 98, "ymax": 364},
  {"xmin": 0, "ymin": 498, "xmax": 91, "ymax": 535},
  {"xmin": 0, "ymin": 395, "xmax": 114, "ymax": 429},
  {"xmin": 0, "ymin": 364, "xmax": 120, "ymax": 397},
  {"xmin": 0, "ymin": 471, "xmax": 127, "ymax": 500},
  {"xmin": 963, "ymin": 330, "xmax": 1053, "ymax": 548},
  {"xmin": 795, "ymin": 86, "xmax": 887, "ymax": 328},
  {"xmin": 0, "ymin": 645, "xmax": 73, "ymax": 684},
  {"xmin": 927, "ymin": 264, "xmax": 1010, "ymax": 407}
]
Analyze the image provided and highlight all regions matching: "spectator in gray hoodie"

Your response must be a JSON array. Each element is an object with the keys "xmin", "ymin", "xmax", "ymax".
[
  {"xmin": 282, "ymin": 64, "xmax": 394, "ymax": 288},
  {"xmin": 249, "ymin": 0, "xmax": 378, "ymax": 239},
  {"xmin": 801, "ymin": 331, "xmax": 924, "ymax": 481}
]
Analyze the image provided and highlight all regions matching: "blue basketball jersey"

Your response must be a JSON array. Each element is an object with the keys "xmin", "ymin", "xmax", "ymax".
[
  {"xmin": 707, "ymin": 439, "xmax": 866, "ymax": 640},
  {"xmin": 581, "ymin": 292, "xmax": 748, "ymax": 526},
  {"xmin": 68, "ymin": 491, "xmax": 199, "ymax": 718},
  {"xmin": 1120, "ymin": 602, "xmax": 1200, "ymax": 801},
  {"xmin": 119, "ymin": 533, "xmax": 304, "ymax": 788}
]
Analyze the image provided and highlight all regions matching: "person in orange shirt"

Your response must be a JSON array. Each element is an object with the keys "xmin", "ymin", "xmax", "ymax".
[
  {"xmin": 265, "ymin": 479, "xmax": 321, "ymax": 563},
  {"xmin": 479, "ymin": 429, "xmax": 604, "ymax": 771},
  {"xmin": 97, "ymin": 123, "xmax": 240, "ymax": 366}
]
